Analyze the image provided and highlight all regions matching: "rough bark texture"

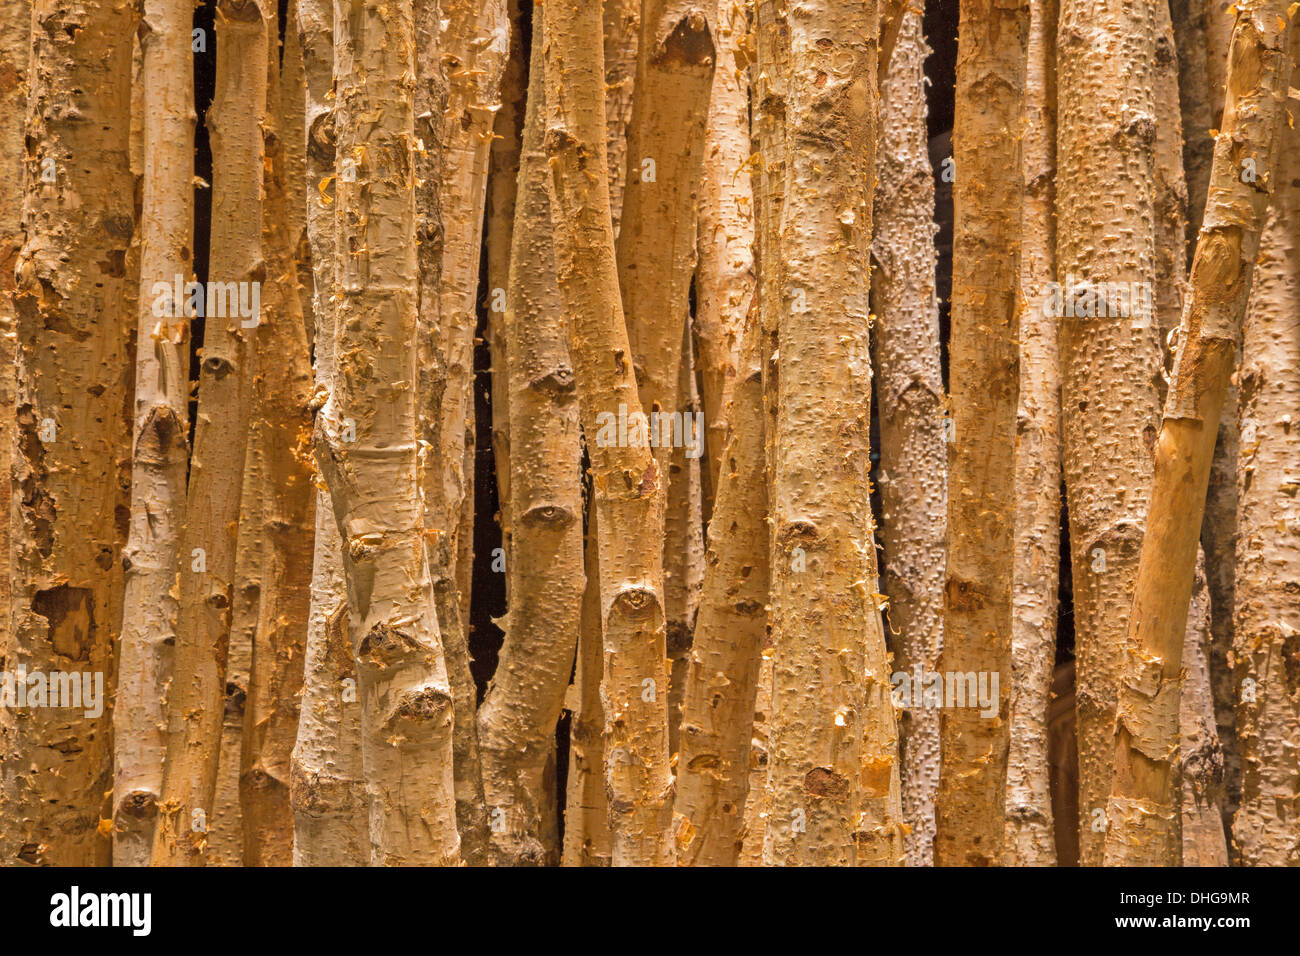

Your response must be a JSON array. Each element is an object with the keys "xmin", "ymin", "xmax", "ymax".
[
  {"xmin": 1232, "ymin": 110, "xmax": 1300, "ymax": 867},
  {"xmin": 415, "ymin": 0, "xmax": 491, "ymax": 867},
  {"xmin": 239, "ymin": 31, "xmax": 314, "ymax": 867},
  {"xmin": 544, "ymin": 0, "xmax": 673, "ymax": 867},
  {"xmin": 936, "ymin": 0, "xmax": 1026, "ymax": 867},
  {"xmin": 151, "ymin": 0, "xmax": 266, "ymax": 867},
  {"xmin": 1, "ymin": 0, "xmax": 134, "ymax": 867},
  {"xmin": 1056, "ymin": 0, "xmax": 1162, "ymax": 868},
  {"xmin": 604, "ymin": 0, "xmax": 641, "ymax": 236},
  {"xmin": 113, "ymin": 0, "xmax": 194, "ymax": 867},
  {"xmin": 872, "ymin": 5, "xmax": 947, "ymax": 869},
  {"xmin": 315, "ymin": 0, "xmax": 460, "ymax": 867},
  {"xmin": 673, "ymin": 313, "xmax": 768, "ymax": 867},
  {"xmin": 763, "ymin": 0, "xmax": 903, "ymax": 868},
  {"xmin": 1004, "ymin": 0, "xmax": 1058, "ymax": 868},
  {"xmin": 1180, "ymin": 552, "xmax": 1229, "ymax": 866},
  {"xmin": 695, "ymin": 0, "xmax": 755, "ymax": 516},
  {"xmin": 1105, "ymin": 0, "xmax": 1293, "ymax": 867},
  {"xmin": 476, "ymin": 20, "xmax": 584, "ymax": 867},
  {"xmin": 1172, "ymin": 0, "xmax": 1214, "ymax": 243},
  {"xmin": 288, "ymin": 0, "xmax": 368, "ymax": 866}
]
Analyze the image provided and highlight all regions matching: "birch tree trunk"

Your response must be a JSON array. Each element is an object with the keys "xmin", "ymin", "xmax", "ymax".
[
  {"xmin": 288, "ymin": 0, "xmax": 368, "ymax": 866},
  {"xmin": 151, "ymin": 0, "xmax": 266, "ymax": 867},
  {"xmin": 114, "ymin": 0, "xmax": 194, "ymax": 867},
  {"xmin": 936, "ymin": 0, "xmax": 1027, "ymax": 867},
  {"xmin": 763, "ymin": 0, "xmax": 903, "ymax": 867},
  {"xmin": 1003, "ymin": 0, "xmax": 1058, "ymax": 868},
  {"xmin": 1231, "ymin": 111, "xmax": 1300, "ymax": 867},
  {"xmin": 544, "ymin": 0, "xmax": 673, "ymax": 867},
  {"xmin": 1, "ymin": 0, "xmax": 134, "ymax": 867},
  {"xmin": 1180, "ymin": 553, "xmax": 1228, "ymax": 866},
  {"xmin": 476, "ymin": 18, "xmax": 584, "ymax": 867},
  {"xmin": 1056, "ymin": 0, "xmax": 1162, "ymax": 868},
  {"xmin": 674, "ymin": 312, "xmax": 768, "ymax": 867},
  {"xmin": 604, "ymin": 0, "xmax": 641, "ymax": 236},
  {"xmin": 239, "ymin": 26, "xmax": 314, "ymax": 866},
  {"xmin": 315, "ymin": 0, "xmax": 460, "ymax": 867},
  {"xmin": 872, "ymin": 5, "xmax": 947, "ymax": 869},
  {"xmin": 695, "ymin": 0, "xmax": 755, "ymax": 516},
  {"xmin": 1105, "ymin": 0, "xmax": 1294, "ymax": 867}
]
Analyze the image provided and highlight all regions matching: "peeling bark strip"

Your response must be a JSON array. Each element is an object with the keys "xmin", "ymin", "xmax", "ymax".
[
  {"xmin": 543, "ymin": 0, "xmax": 673, "ymax": 867},
  {"xmin": 615, "ymin": 0, "xmax": 718, "ymax": 756},
  {"xmin": 316, "ymin": 0, "xmax": 460, "ymax": 867},
  {"xmin": 1, "ymin": 0, "xmax": 134, "ymax": 867},
  {"xmin": 1003, "ymin": 0, "xmax": 1058, "ymax": 868},
  {"xmin": 415, "ymin": 0, "xmax": 490, "ymax": 867},
  {"xmin": 763, "ymin": 0, "xmax": 903, "ymax": 868},
  {"xmin": 674, "ymin": 312, "xmax": 768, "ymax": 867},
  {"xmin": 1232, "ymin": 103, "xmax": 1300, "ymax": 868},
  {"xmin": 936, "ymin": 0, "xmax": 1026, "ymax": 868},
  {"xmin": 1055, "ymin": 0, "xmax": 1163, "ymax": 868},
  {"xmin": 873, "ymin": 5, "xmax": 947, "ymax": 869},
  {"xmin": 151, "ymin": 0, "xmax": 266, "ymax": 868},
  {"xmin": 476, "ymin": 17, "xmax": 583, "ymax": 867},
  {"xmin": 288, "ymin": 0, "xmax": 368, "ymax": 867},
  {"xmin": 1105, "ymin": 0, "xmax": 1295, "ymax": 868}
]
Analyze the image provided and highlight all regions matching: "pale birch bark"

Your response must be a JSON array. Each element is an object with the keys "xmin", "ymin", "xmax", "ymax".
[
  {"xmin": 1180, "ymin": 553, "xmax": 1229, "ymax": 866},
  {"xmin": 764, "ymin": 0, "xmax": 903, "ymax": 867},
  {"xmin": 615, "ymin": 0, "xmax": 718, "ymax": 763},
  {"xmin": 1, "ymin": 0, "xmax": 133, "ymax": 867},
  {"xmin": 1106, "ymin": 0, "xmax": 1294, "ymax": 867},
  {"xmin": 476, "ymin": 20, "xmax": 583, "ymax": 867},
  {"xmin": 544, "ymin": 0, "xmax": 673, "ymax": 866},
  {"xmin": 1003, "ymin": 0, "xmax": 1059, "ymax": 868},
  {"xmin": 604, "ymin": 0, "xmax": 641, "ymax": 236},
  {"xmin": 674, "ymin": 312, "xmax": 768, "ymax": 867},
  {"xmin": 151, "ymin": 0, "xmax": 266, "ymax": 867},
  {"xmin": 239, "ymin": 30, "xmax": 314, "ymax": 866},
  {"xmin": 1232, "ymin": 112, "xmax": 1300, "ymax": 867},
  {"xmin": 1056, "ymin": 0, "xmax": 1162, "ymax": 868},
  {"xmin": 1172, "ymin": 0, "xmax": 1214, "ymax": 242},
  {"xmin": 114, "ymin": 0, "xmax": 194, "ymax": 867},
  {"xmin": 315, "ymin": 0, "xmax": 460, "ymax": 866},
  {"xmin": 872, "ymin": 6, "xmax": 947, "ymax": 869},
  {"xmin": 695, "ymin": 0, "xmax": 755, "ymax": 514},
  {"xmin": 936, "ymin": 0, "xmax": 1027, "ymax": 867},
  {"xmin": 288, "ymin": 0, "xmax": 368, "ymax": 866},
  {"xmin": 415, "ymin": 0, "xmax": 490, "ymax": 865}
]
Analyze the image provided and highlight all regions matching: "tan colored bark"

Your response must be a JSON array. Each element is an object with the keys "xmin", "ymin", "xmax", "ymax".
[
  {"xmin": 484, "ymin": 0, "xmax": 527, "ymax": 570},
  {"xmin": 1004, "ymin": 0, "xmax": 1058, "ymax": 868},
  {"xmin": 1056, "ymin": 0, "xmax": 1163, "ymax": 868},
  {"xmin": 674, "ymin": 312, "xmax": 768, "ymax": 867},
  {"xmin": 1180, "ymin": 552, "xmax": 1228, "ymax": 866},
  {"xmin": 873, "ymin": 6, "xmax": 947, "ymax": 869},
  {"xmin": 1105, "ymin": 0, "xmax": 1294, "ymax": 867},
  {"xmin": 114, "ymin": 0, "xmax": 195, "ymax": 867},
  {"xmin": 1, "ymin": 0, "xmax": 134, "ymax": 867},
  {"xmin": 1172, "ymin": 0, "xmax": 1214, "ymax": 242},
  {"xmin": 604, "ymin": 0, "xmax": 641, "ymax": 236},
  {"xmin": 476, "ymin": 20, "xmax": 583, "ymax": 867},
  {"xmin": 936, "ymin": 0, "xmax": 1027, "ymax": 867},
  {"xmin": 288, "ymin": 0, "xmax": 368, "ymax": 866},
  {"xmin": 281, "ymin": 0, "xmax": 312, "ymax": 351},
  {"xmin": 615, "ymin": 0, "xmax": 718, "ymax": 765},
  {"xmin": 314, "ymin": 0, "xmax": 460, "ymax": 866},
  {"xmin": 239, "ymin": 31, "xmax": 314, "ymax": 867},
  {"xmin": 1231, "ymin": 112, "xmax": 1300, "ymax": 867},
  {"xmin": 763, "ymin": 0, "xmax": 902, "ymax": 867},
  {"xmin": 1206, "ymin": 0, "xmax": 1234, "ymax": 125},
  {"xmin": 414, "ymin": 0, "xmax": 491, "ymax": 866},
  {"xmin": 695, "ymin": 0, "xmax": 755, "ymax": 516},
  {"xmin": 544, "ymin": 0, "xmax": 673, "ymax": 867},
  {"xmin": 560, "ymin": 514, "xmax": 613, "ymax": 867},
  {"xmin": 151, "ymin": 0, "xmax": 266, "ymax": 867}
]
